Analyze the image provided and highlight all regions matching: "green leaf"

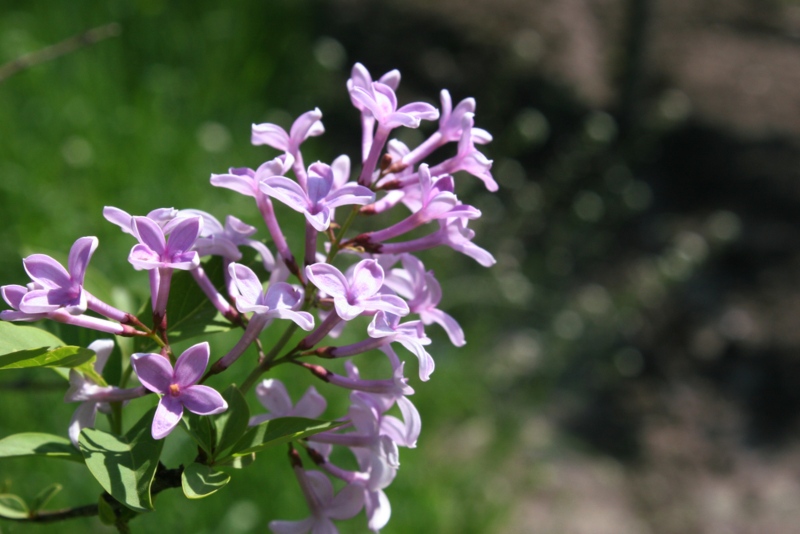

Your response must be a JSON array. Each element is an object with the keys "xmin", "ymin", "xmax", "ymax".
[
  {"xmin": 228, "ymin": 417, "xmax": 343, "ymax": 458},
  {"xmin": 134, "ymin": 256, "xmax": 234, "ymax": 352},
  {"xmin": 0, "ymin": 494, "xmax": 28, "ymax": 519},
  {"xmin": 213, "ymin": 385, "xmax": 250, "ymax": 459},
  {"xmin": 0, "ymin": 322, "xmax": 65, "ymax": 356},
  {"xmin": 181, "ymin": 463, "xmax": 231, "ymax": 499},
  {"xmin": 97, "ymin": 494, "xmax": 117, "ymax": 525},
  {"xmin": 0, "ymin": 433, "xmax": 83, "ymax": 463},
  {"xmin": 181, "ymin": 412, "xmax": 216, "ymax": 456},
  {"xmin": 30, "ymin": 483, "xmax": 62, "ymax": 512},
  {"xmin": 79, "ymin": 408, "xmax": 164, "ymax": 512},
  {"xmin": 0, "ymin": 345, "xmax": 106, "ymax": 386}
]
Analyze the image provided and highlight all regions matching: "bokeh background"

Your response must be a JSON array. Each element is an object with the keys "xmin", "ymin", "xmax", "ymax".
[{"xmin": 2, "ymin": 0, "xmax": 800, "ymax": 532}]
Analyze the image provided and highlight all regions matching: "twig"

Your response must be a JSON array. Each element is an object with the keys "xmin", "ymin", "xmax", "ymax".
[{"xmin": 0, "ymin": 22, "xmax": 121, "ymax": 84}]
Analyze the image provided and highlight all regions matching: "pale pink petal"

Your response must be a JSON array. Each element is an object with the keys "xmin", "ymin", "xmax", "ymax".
[
  {"xmin": 210, "ymin": 172, "xmax": 258, "ymax": 198},
  {"xmin": 365, "ymin": 489, "xmax": 391, "ymax": 532},
  {"xmin": 350, "ymin": 260, "xmax": 383, "ymax": 298},
  {"xmin": 255, "ymin": 379, "xmax": 293, "ymax": 416},
  {"xmin": 132, "ymin": 217, "xmax": 166, "ymax": 254},
  {"xmin": 69, "ymin": 401, "xmax": 99, "ymax": 448},
  {"xmin": 327, "ymin": 483, "xmax": 365, "ymax": 520},
  {"xmin": 293, "ymin": 386, "xmax": 327, "ymax": 419},
  {"xmin": 260, "ymin": 176, "xmax": 311, "ymax": 213},
  {"xmin": 165, "ymin": 216, "xmax": 201, "ymax": 255},
  {"xmin": 103, "ymin": 206, "xmax": 135, "ymax": 235},
  {"xmin": 251, "ymin": 123, "xmax": 290, "ymax": 150},
  {"xmin": 269, "ymin": 518, "xmax": 315, "ymax": 534}
]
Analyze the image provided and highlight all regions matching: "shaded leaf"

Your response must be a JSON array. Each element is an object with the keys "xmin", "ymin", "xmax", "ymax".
[
  {"xmin": 79, "ymin": 408, "xmax": 164, "ymax": 512},
  {"xmin": 181, "ymin": 412, "xmax": 216, "ymax": 456},
  {"xmin": 228, "ymin": 417, "xmax": 344, "ymax": 458},
  {"xmin": 0, "ymin": 345, "xmax": 106, "ymax": 386},
  {"xmin": 30, "ymin": 483, "xmax": 62, "ymax": 512},
  {"xmin": 213, "ymin": 385, "xmax": 250, "ymax": 459},
  {"xmin": 0, "ymin": 433, "xmax": 83, "ymax": 463},
  {"xmin": 181, "ymin": 463, "xmax": 231, "ymax": 499},
  {"xmin": 0, "ymin": 322, "xmax": 64, "ymax": 356},
  {"xmin": 0, "ymin": 494, "xmax": 28, "ymax": 519}
]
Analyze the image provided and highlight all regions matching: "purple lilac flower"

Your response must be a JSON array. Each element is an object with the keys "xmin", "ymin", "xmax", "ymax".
[
  {"xmin": 131, "ymin": 342, "xmax": 228, "ymax": 440},
  {"xmin": 249, "ymin": 378, "xmax": 326, "ymax": 426},
  {"xmin": 260, "ymin": 161, "xmax": 374, "ymax": 232},
  {"xmin": 252, "ymin": 108, "xmax": 324, "ymax": 189},
  {"xmin": 366, "ymin": 312, "xmax": 434, "ymax": 382},
  {"xmin": 305, "ymin": 259, "xmax": 408, "ymax": 321},
  {"xmin": 65, "ymin": 339, "xmax": 147, "ymax": 447},
  {"xmin": 384, "ymin": 254, "xmax": 466, "ymax": 346},
  {"xmin": 269, "ymin": 466, "xmax": 364, "ymax": 534},
  {"xmin": 347, "ymin": 63, "xmax": 401, "ymax": 161},
  {"xmin": 18, "ymin": 236, "xmax": 97, "ymax": 315}
]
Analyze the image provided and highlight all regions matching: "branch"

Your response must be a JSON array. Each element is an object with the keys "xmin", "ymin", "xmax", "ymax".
[{"xmin": 0, "ymin": 22, "xmax": 121, "ymax": 84}]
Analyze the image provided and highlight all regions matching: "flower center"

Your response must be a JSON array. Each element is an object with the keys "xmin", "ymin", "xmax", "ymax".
[{"xmin": 168, "ymin": 383, "xmax": 181, "ymax": 397}]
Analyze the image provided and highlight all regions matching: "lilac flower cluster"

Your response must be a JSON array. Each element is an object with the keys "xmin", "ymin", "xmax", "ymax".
[{"xmin": 0, "ymin": 63, "xmax": 495, "ymax": 532}]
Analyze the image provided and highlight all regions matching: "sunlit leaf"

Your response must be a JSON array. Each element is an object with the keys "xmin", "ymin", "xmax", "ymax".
[
  {"xmin": 79, "ymin": 408, "xmax": 164, "ymax": 512},
  {"xmin": 0, "ymin": 494, "xmax": 28, "ymax": 519},
  {"xmin": 227, "ymin": 417, "xmax": 343, "ymax": 458},
  {"xmin": 181, "ymin": 463, "xmax": 230, "ymax": 499},
  {"xmin": 213, "ymin": 385, "xmax": 250, "ymax": 459},
  {"xmin": 0, "ymin": 433, "xmax": 83, "ymax": 463}
]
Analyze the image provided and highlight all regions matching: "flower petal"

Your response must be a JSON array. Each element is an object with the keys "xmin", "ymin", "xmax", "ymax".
[
  {"xmin": 131, "ymin": 352, "xmax": 173, "ymax": 393},
  {"xmin": 292, "ymin": 386, "xmax": 327, "ymax": 418},
  {"xmin": 350, "ymin": 260, "xmax": 384, "ymax": 299},
  {"xmin": 229, "ymin": 263, "xmax": 265, "ymax": 310},
  {"xmin": 132, "ymin": 216, "xmax": 167, "ymax": 254},
  {"xmin": 255, "ymin": 378, "xmax": 293, "ymax": 416},
  {"xmin": 305, "ymin": 263, "xmax": 348, "ymax": 298},
  {"xmin": 152, "ymin": 396, "xmax": 183, "ymax": 440},
  {"xmin": 180, "ymin": 384, "xmax": 228, "ymax": 415},
  {"xmin": 23, "ymin": 254, "xmax": 71, "ymax": 289},
  {"xmin": 173, "ymin": 342, "xmax": 210, "ymax": 386},
  {"xmin": 67, "ymin": 236, "xmax": 98, "ymax": 284},
  {"xmin": 165, "ymin": 216, "xmax": 202, "ymax": 256}
]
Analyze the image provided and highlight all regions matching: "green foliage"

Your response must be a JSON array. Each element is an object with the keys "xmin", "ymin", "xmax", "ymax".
[
  {"xmin": 181, "ymin": 463, "xmax": 230, "ymax": 499},
  {"xmin": 78, "ymin": 408, "xmax": 164, "ymax": 512},
  {"xmin": 30, "ymin": 483, "xmax": 63, "ymax": 512},
  {"xmin": 227, "ymin": 417, "xmax": 343, "ymax": 459},
  {"xmin": 0, "ymin": 432, "xmax": 83, "ymax": 463},
  {"xmin": 0, "ymin": 494, "xmax": 28, "ymax": 519}
]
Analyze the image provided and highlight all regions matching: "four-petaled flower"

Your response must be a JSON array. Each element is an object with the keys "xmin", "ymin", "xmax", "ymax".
[
  {"xmin": 131, "ymin": 342, "xmax": 228, "ymax": 440},
  {"xmin": 305, "ymin": 259, "xmax": 408, "ymax": 321},
  {"xmin": 260, "ymin": 161, "xmax": 374, "ymax": 231},
  {"xmin": 19, "ymin": 236, "xmax": 98, "ymax": 315},
  {"xmin": 128, "ymin": 215, "xmax": 202, "ymax": 271}
]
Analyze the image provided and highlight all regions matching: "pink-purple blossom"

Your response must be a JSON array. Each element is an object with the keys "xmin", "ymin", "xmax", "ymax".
[{"xmin": 131, "ymin": 342, "xmax": 228, "ymax": 440}]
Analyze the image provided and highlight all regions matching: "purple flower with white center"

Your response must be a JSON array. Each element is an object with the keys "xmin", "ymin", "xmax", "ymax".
[
  {"xmin": 0, "ymin": 284, "xmax": 141, "ymax": 336},
  {"xmin": 65, "ymin": 339, "xmax": 147, "ymax": 447},
  {"xmin": 179, "ymin": 209, "xmax": 276, "ymax": 271},
  {"xmin": 367, "ymin": 311, "xmax": 434, "ymax": 382},
  {"xmin": 103, "ymin": 206, "xmax": 180, "ymax": 238},
  {"xmin": 384, "ymin": 254, "xmax": 465, "ymax": 346},
  {"xmin": 127, "ymin": 216, "xmax": 202, "ymax": 272},
  {"xmin": 347, "ymin": 63, "xmax": 401, "ymax": 160},
  {"xmin": 305, "ymin": 259, "xmax": 408, "ymax": 321},
  {"xmin": 269, "ymin": 467, "xmax": 364, "ymax": 534},
  {"xmin": 131, "ymin": 342, "xmax": 228, "ymax": 440},
  {"xmin": 210, "ymin": 263, "xmax": 315, "ymax": 375},
  {"xmin": 252, "ymin": 108, "xmax": 324, "ymax": 190},
  {"xmin": 17, "ymin": 236, "xmax": 97, "ymax": 315},
  {"xmin": 260, "ymin": 161, "xmax": 374, "ymax": 232},
  {"xmin": 210, "ymin": 156, "xmax": 299, "ymax": 276},
  {"xmin": 228, "ymin": 263, "xmax": 313, "ymax": 329},
  {"xmin": 350, "ymin": 82, "xmax": 439, "ymax": 132},
  {"xmin": 432, "ymin": 113, "xmax": 497, "ymax": 191},
  {"xmin": 249, "ymin": 378, "xmax": 326, "ymax": 426},
  {"xmin": 251, "ymin": 108, "xmax": 323, "ymax": 159}
]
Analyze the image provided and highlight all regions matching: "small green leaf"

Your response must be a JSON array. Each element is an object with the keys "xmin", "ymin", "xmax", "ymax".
[
  {"xmin": 0, "ymin": 322, "xmax": 65, "ymax": 356},
  {"xmin": 228, "ymin": 417, "xmax": 344, "ymax": 458},
  {"xmin": 0, "ymin": 345, "xmax": 107, "ymax": 386},
  {"xmin": 181, "ymin": 412, "xmax": 216, "ymax": 456},
  {"xmin": 0, "ymin": 433, "xmax": 83, "ymax": 463},
  {"xmin": 79, "ymin": 408, "xmax": 164, "ymax": 512},
  {"xmin": 0, "ymin": 494, "xmax": 28, "ymax": 519},
  {"xmin": 181, "ymin": 463, "xmax": 231, "ymax": 499},
  {"xmin": 30, "ymin": 483, "xmax": 62, "ymax": 512},
  {"xmin": 213, "ymin": 385, "xmax": 250, "ymax": 458}
]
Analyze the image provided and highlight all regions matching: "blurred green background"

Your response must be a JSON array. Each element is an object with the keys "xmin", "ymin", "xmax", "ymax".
[{"xmin": 3, "ymin": 0, "xmax": 800, "ymax": 533}]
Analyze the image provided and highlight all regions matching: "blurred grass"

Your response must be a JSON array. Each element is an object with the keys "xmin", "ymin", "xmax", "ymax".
[{"xmin": 0, "ymin": 1, "xmax": 509, "ymax": 533}]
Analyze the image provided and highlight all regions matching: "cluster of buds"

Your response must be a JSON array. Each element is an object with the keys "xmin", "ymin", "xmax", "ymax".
[{"xmin": 1, "ymin": 63, "xmax": 495, "ymax": 532}]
